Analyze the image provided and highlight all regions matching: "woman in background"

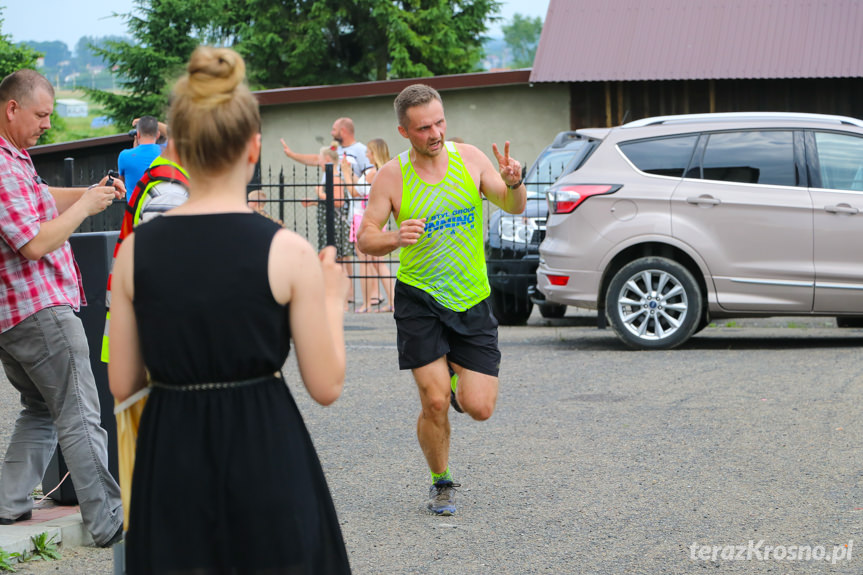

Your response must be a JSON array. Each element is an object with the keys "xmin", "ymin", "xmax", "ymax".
[
  {"xmin": 351, "ymin": 139, "xmax": 395, "ymax": 312},
  {"xmin": 343, "ymin": 145, "xmax": 373, "ymax": 312},
  {"xmin": 108, "ymin": 46, "xmax": 351, "ymax": 574},
  {"xmin": 312, "ymin": 144, "xmax": 353, "ymax": 306}
]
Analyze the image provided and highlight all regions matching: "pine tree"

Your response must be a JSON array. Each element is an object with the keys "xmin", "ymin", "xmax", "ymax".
[
  {"xmin": 0, "ymin": 10, "xmax": 39, "ymax": 78},
  {"xmin": 85, "ymin": 0, "xmax": 230, "ymax": 127}
]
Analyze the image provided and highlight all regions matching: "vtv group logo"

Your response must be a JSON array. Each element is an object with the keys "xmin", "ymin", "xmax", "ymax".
[{"xmin": 425, "ymin": 206, "xmax": 476, "ymax": 237}]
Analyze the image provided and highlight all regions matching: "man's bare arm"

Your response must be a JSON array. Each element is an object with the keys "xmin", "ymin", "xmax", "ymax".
[
  {"xmin": 21, "ymin": 185, "xmax": 119, "ymax": 260},
  {"xmin": 48, "ymin": 187, "xmax": 86, "ymax": 213},
  {"xmin": 357, "ymin": 162, "xmax": 424, "ymax": 256},
  {"xmin": 281, "ymin": 138, "xmax": 322, "ymax": 167},
  {"xmin": 50, "ymin": 175, "xmax": 125, "ymax": 213}
]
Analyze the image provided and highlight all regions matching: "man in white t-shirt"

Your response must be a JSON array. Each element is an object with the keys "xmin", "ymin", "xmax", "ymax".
[
  {"xmin": 280, "ymin": 117, "xmax": 372, "ymax": 176},
  {"xmin": 281, "ymin": 117, "xmax": 373, "ymax": 307}
]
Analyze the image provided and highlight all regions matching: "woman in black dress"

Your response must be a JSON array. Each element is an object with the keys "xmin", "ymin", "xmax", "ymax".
[{"xmin": 108, "ymin": 46, "xmax": 351, "ymax": 574}]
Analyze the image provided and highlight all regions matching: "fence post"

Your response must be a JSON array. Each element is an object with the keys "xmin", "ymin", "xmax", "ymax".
[
  {"xmin": 277, "ymin": 167, "xmax": 285, "ymax": 224},
  {"xmin": 63, "ymin": 157, "xmax": 74, "ymax": 187},
  {"xmin": 325, "ymin": 163, "xmax": 335, "ymax": 247}
]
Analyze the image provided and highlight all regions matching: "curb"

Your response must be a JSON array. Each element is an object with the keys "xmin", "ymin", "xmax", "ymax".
[{"xmin": 0, "ymin": 507, "xmax": 92, "ymax": 562}]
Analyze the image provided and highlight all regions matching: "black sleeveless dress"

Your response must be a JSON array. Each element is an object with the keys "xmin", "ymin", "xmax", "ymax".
[{"xmin": 126, "ymin": 213, "xmax": 351, "ymax": 574}]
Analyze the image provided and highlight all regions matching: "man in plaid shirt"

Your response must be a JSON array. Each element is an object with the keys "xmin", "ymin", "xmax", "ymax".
[{"xmin": 0, "ymin": 69, "xmax": 125, "ymax": 547}]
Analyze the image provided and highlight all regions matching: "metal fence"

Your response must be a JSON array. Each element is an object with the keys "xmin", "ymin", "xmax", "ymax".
[
  {"xmin": 65, "ymin": 157, "xmax": 552, "ymax": 315},
  {"xmin": 254, "ymin": 163, "xmax": 402, "ymax": 311}
]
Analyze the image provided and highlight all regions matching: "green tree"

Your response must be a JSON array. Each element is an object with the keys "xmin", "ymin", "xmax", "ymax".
[
  {"xmin": 22, "ymin": 41, "xmax": 71, "ymax": 69},
  {"xmin": 91, "ymin": 0, "xmax": 502, "ymax": 115},
  {"xmin": 75, "ymin": 36, "xmax": 126, "ymax": 69},
  {"xmin": 0, "ymin": 8, "xmax": 39, "ymax": 77},
  {"xmin": 502, "ymin": 13, "xmax": 542, "ymax": 69},
  {"xmin": 0, "ymin": 8, "xmax": 63, "ymax": 145},
  {"xmin": 23, "ymin": 41, "xmax": 72, "ymax": 92},
  {"xmin": 233, "ymin": 0, "xmax": 501, "ymax": 88},
  {"xmin": 85, "ymin": 0, "xmax": 232, "ymax": 128}
]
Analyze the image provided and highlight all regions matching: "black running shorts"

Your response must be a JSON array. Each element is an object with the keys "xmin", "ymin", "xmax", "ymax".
[{"xmin": 394, "ymin": 281, "xmax": 501, "ymax": 376}]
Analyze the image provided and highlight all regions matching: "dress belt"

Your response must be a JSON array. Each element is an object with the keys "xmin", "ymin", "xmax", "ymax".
[{"xmin": 150, "ymin": 371, "xmax": 282, "ymax": 392}]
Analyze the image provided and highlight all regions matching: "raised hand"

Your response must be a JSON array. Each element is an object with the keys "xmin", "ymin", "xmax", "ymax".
[
  {"xmin": 319, "ymin": 246, "xmax": 350, "ymax": 302},
  {"xmin": 492, "ymin": 141, "xmax": 523, "ymax": 187},
  {"xmin": 340, "ymin": 157, "xmax": 355, "ymax": 182}
]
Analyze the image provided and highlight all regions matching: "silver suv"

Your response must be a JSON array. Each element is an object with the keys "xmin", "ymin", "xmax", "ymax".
[{"xmin": 537, "ymin": 112, "xmax": 863, "ymax": 350}]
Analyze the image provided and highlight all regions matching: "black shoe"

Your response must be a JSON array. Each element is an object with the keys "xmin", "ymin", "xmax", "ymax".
[
  {"xmin": 0, "ymin": 510, "xmax": 32, "ymax": 525},
  {"xmin": 98, "ymin": 525, "xmax": 124, "ymax": 548}
]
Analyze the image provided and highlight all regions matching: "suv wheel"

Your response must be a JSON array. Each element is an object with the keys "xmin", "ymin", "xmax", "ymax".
[
  {"xmin": 606, "ymin": 257, "xmax": 702, "ymax": 350},
  {"xmin": 490, "ymin": 287, "xmax": 533, "ymax": 325},
  {"xmin": 539, "ymin": 303, "xmax": 567, "ymax": 318}
]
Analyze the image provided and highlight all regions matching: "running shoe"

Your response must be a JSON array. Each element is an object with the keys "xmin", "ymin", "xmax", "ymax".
[
  {"xmin": 427, "ymin": 480, "xmax": 459, "ymax": 515},
  {"xmin": 449, "ymin": 369, "xmax": 464, "ymax": 413}
]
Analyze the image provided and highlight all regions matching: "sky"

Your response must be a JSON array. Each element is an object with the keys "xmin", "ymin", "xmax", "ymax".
[{"xmin": 3, "ymin": 0, "xmax": 551, "ymax": 53}]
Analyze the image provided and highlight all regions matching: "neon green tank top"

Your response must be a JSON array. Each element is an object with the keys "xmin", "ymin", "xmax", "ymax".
[{"xmin": 396, "ymin": 141, "xmax": 489, "ymax": 311}]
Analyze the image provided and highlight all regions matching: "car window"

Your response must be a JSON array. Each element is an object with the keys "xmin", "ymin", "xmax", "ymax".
[
  {"xmin": 813, "ymin": 131, "xmax": 863, "ymax": 191},
  {"xmin": 701, "ymin": 131, "xmax": 795, "ymax": 186},
  {"xmin": 618, "ymin": 135, "xmax": 697, "ymax": 177},
  {"xmin": 526, "ymin": 144, "xmax": 588, "ymax": 193}
]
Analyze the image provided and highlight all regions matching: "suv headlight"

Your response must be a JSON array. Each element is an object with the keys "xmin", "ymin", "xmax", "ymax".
[{"xmin": 499, "ymin": 216, "xmax": 540, "ymax": 243}]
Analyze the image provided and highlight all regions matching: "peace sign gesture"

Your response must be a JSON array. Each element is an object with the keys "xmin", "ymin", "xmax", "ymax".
[{"xmin": 492, "ymin": 141, "xmax": 523, "ymax": 188}]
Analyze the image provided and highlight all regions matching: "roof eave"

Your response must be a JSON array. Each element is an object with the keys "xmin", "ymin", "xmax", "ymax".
[
  {"xmin": 529, "ymin": 73, "xmax": 863, "ymax": 83},
  {"xmin": 255, "ymin": 69, "xmax": 532, "ymax": 107},
  {"xmin": 30, "ymin": 133, "xmax": 131, "ymax": 156}
]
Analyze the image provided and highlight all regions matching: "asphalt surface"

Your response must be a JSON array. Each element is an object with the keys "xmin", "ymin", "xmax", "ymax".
[{"xmin": 1, "ymin": 309, "xmax": 862, "ymax": 574}]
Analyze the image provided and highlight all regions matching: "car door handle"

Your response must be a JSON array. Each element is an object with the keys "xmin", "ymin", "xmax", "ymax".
[
  {"xmin": 685, "ymin": 195, "xmax": 721, "ymax": 206},
  {"xmin": 824, "ymin": 204, "xmax": 859, "ymax": 215}
]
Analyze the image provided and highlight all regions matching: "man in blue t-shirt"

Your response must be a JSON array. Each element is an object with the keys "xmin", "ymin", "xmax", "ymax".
[{"xmin": 117, "ymin": 115, "xmax": 162, "ymax": 201}]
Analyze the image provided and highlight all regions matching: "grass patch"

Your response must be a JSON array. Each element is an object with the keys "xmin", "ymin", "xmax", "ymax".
[
  {"xmin": 0, "ymin": 547, "xmax": 22, "ymax": 571},
  {"xmin": 28, "ymin": 532, "xmax": 61, "ymax": 562},
  {"xmin": 0, "ymin": 533, "xmax": 62, "ymax": 571}
]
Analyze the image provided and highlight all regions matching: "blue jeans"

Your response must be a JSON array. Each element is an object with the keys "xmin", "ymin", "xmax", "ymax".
[{"xmin": 0, "ymin": 306, "xmax": 122, "ymax": 545}]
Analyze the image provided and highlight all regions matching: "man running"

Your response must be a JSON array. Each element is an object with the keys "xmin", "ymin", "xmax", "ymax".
[{"xmin": 357, "ymin": 84, "xmax": 526, "ymax": 515}]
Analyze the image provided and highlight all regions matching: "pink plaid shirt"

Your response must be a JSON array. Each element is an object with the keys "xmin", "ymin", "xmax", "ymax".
[{"xmin": 0, "ymin": 135, "xmax": 84, "ymax": 333}]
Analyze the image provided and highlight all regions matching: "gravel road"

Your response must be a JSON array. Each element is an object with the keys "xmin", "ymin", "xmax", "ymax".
[{"xmin": 2, "ymin": 309, "xmax": 861, "ymax": 574}]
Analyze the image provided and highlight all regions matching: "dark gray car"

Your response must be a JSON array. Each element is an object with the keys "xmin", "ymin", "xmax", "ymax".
[{"xmin": 485, "ymin": 131, "xmax": 597, "ymax": 324}]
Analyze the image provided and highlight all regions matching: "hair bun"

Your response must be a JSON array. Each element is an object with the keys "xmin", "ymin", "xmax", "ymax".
[
  {"xmin": 185, "ymin": 46, "xmax": 246, "ymax": 103},
  {"xmin": 168, "ymin": 46, "xmax": 259, "ymax": 175}
]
